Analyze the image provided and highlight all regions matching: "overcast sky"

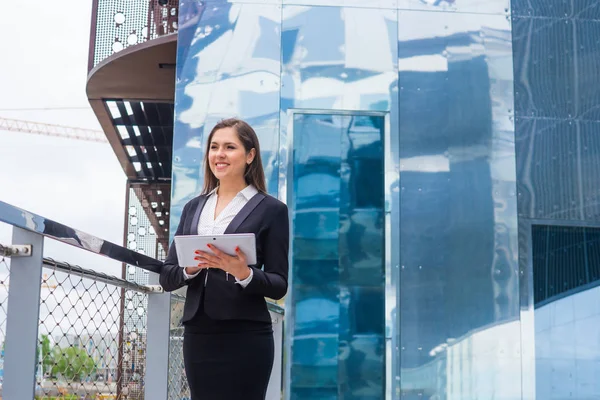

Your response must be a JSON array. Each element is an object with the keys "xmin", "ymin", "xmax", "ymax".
[{"xmin": 0, "ymin": 0, "xmax": 127, "ymax": 277}]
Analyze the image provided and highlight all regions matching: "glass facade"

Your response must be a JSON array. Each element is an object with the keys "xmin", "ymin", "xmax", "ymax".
[
  {"xmin": 513, "ymin": 1, "xmax": 600, "ymax": 399},
  {"xmin": 289, "ymin": 113, "xmax": 385, "ymax": 398},
  {"xmin": 171, "ymin": 0, "xmax": 600, "ymax": 398}
]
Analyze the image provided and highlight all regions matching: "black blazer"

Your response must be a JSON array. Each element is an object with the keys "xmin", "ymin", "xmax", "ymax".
[{"xmin": 159, "ymin": 192, "xmax": 289, "ymax": 324}]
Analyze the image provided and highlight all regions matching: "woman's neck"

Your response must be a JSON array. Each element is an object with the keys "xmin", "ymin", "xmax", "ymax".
[{"xmin": 217, "ymin": 179, "xmax": 247, "ymax": 198}]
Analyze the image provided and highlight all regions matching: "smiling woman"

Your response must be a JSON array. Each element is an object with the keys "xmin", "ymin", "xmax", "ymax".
[
  {"xmin": 159, "ymin": 118, "xmax": 289, "ymax": 400},
  {"xmin": 202, "ymin": 118, "xmax": 267, "ymax": 196}
]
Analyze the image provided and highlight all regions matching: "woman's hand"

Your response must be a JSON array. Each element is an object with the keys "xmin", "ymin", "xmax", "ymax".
[
  {"xmin": 184, "ymin": 265, "xmax": 206, "ymax": 275},
  {"xmin": 194, "ymin": 244, "xmax": 251, "ymax": 280}
]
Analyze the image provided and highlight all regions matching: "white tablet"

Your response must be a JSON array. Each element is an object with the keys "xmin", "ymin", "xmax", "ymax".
[{"xmin": 174, "ymin": 233, "xmax": 257, "ymax": 267}]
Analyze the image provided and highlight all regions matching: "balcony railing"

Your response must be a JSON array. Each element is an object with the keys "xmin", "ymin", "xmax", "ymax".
[
  {"xmin": 0, "ymin": 200, "xmax": 284, "ymax": 399},
  {"xmin": 88, "ymin": 0, "xmax": 179, "ymax": 71}
]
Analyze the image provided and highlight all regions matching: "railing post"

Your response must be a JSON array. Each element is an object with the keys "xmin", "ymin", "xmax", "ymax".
[
  {"xmin": 4, "ymin": 227, "xmax": 44, "ymax": 399},
  {"xmin": 144, "ymin": 273, "xmax": 171, "ymax": 399},
  {"xmin": 267, "ymin": 310, "xmax": 284, "ymax": 400}
]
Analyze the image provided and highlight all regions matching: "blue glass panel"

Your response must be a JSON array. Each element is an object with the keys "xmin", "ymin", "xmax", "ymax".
[
  {"xmin": 511, "ymin": 0, "xmax": 571, "ymax": 17},
  {"xmin": 512, "ymin": 16, "xmax": 575, "ymax": 119},
  {"xmin": 291, "ymin": 114, "xmax": 342, "ymax": 398},
  {"xmin": 282, "ymin": 0, "xmax": 397, "ymax": 8},
  {"xmin": 171, "ymin": 2, "xmax": 282, "ymax": 235},
  {"xmin": 512, "ymin": 3, "xmax": 600, "ymax": 239},
  {"xmin": 339, "ymin": 115, "xmax": 385, "ymax": 399},
  {"xmin": 575, "ymin": 1, "xmax": 600, "ymax": 19},
  {"xmin": 512, "ymin": 0, "xmax": 600, "ymax": 18},
  {"xmin": 532, "ymin": 224, "xmax": 600, "ymax": 399},
  {"xmin": 576, "ymin": 21, "xmax": 600, "ymax": 121},
  {"xmin": 290, "ymin": 113, "xmax": 385, "ymax": 399},
  {"xmin": 281, "ymin": 6, "xmax": 397, "ymax": 112},
  {"xmin": 580, "ymin": 121, "xmax": 600, "ymax": 220},
  {"xmin": 397, "ymin": 0, "xmax": 509, "ymax": 15},
  {"xmin": 515, "ymin": 117, "xmax": 580, "ymax": 220},
  {"xmin": 292, "ymin": 284, "xmax": 341, "ymax": 397},
  {"xmin": 398, "ymin": 10, "xmax": 521, "ymax": 399}
]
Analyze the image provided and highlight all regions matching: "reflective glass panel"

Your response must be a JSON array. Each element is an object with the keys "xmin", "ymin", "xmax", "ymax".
[
  {"xmin": 397, "ymin": 0, "xmax": 509, "ymax": 15},
  {"xmin": 532, "ymin": 224, "xmax": 600, "ymax": 399},
  {"xmin": 290, "ymin": 113, "xmax": 385, "ymax": 399},
  {"xmin": 513, "ymin": 10, "xmax": 600, "ymax": 221},
  {"xmin": 281, "ymin": 6, "xmax": 397, "ymax": 113},
  {"xmin": 398, "ymin": 10, "xmax": 521, "ymax": 399},
  {"xmin": 283, "ymin": 0, "xmax": 397, "ymax": 8},
  {"xmin": 172, "ymin": 2, "xmax": 282, "ymax": 235}
]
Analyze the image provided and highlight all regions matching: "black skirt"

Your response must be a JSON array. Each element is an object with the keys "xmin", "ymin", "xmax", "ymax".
[{"xmin": 183, "ymin": 328, "xmax": 274, "ymax": 400}]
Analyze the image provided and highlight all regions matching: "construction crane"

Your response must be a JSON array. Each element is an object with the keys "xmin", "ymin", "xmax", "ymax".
[{"xmin": 0, "ymin": 117, "xmax": 107, "ymax": 144}]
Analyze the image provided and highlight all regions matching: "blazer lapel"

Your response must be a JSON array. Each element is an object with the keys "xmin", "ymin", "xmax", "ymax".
[
  {"xmin": 224, "ymin": 193, "xmax": 266, "ymax": 234},
  {"xmin": 188, "ymin": 196, "xmax": 208, "ymax": 235}
]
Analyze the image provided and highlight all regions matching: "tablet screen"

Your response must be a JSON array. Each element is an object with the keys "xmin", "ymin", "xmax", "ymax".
[{"xmin": 174, "ymin": 233, "xmax": 257, "ymax": 267}]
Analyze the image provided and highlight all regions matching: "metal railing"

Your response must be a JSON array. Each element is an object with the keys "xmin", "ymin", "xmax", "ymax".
[
  {"xmin": 0, "ymin": 200, "xmax": 285, "ymax": 399},
  {"xmin": 167, "ymin": 295, "xmax": 188, "ymax": 400},
  {"xmin": 36, "ymin": 258, "xmax": 150, "ymax": 399},
  {"xmin": 88, "ymin": 0, "xmax": 179, "ymax": 71}
]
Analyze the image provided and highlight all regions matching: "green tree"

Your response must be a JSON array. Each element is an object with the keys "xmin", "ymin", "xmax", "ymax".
[
  {"xmin": 39, "ymin": 334, "xmax": 53, "ymax": 375},
  {"xmin": 51, "ymin": 346, "xmax": 96, "ymax": 380}
]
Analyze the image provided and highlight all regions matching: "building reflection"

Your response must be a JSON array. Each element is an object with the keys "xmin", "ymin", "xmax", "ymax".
[{"xmin": 172, "ymin": 0, "xmax": 600, "ymax": 398}]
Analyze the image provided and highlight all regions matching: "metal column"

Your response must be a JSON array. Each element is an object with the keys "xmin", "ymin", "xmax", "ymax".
[
  {"xmin": 144, "ymin": 273, "xmax": 171, "ymax": 399},
  {"xmin": 267, "ymin": 310, "xmax": 283, "ymax": 400},
  {"xmin": 3, "ymin": 227, "xmax": 44, "ymax": 398}
]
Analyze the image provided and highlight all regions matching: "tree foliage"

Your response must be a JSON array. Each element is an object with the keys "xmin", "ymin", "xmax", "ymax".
[
  {"xmin": 40, "ymin": 334, "xmax": 53, "ymax": 374},
  {"xmin": 47, "ymin": 344, "xmax": 96, "ymax": 380}
]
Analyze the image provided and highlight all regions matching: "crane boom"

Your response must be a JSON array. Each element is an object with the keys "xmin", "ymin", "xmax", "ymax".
[{"xmin": 0, "ymin": 117, "xmax": 107, "ymax": 143}]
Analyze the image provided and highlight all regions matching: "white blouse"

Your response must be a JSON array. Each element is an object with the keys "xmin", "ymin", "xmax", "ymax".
[{"xmin": 182, "ymin": 185, "xmax": 258, "ymax": 286}]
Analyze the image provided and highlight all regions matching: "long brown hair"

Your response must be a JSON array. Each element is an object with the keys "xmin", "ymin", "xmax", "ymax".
[{"xmin": 202, "ymin": 118, "xmax": 267, "ymax": 195}]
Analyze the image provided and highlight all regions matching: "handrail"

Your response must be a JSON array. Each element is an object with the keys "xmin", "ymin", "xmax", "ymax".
[
  {"xmin": 0, "ymin": 199, "xmax": 285, "ymax": 314},
  {"xmin": 0, "ymin": 200, "xmax": 162, "ymax": 272},
  {"xmin": 43, "ymin": 257, "xmax": 153, "ymax": 293}
]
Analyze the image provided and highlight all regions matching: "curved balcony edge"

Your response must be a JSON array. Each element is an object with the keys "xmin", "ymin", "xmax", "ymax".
[{"xmin": 87, "ymin": 33, "xmax": 177, "ymax": 102}]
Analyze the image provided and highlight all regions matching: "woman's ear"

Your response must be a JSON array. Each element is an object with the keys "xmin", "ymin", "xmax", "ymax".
[{"xmin": 247, "ymin": 148, "xmax": 256, "ymax": 164}]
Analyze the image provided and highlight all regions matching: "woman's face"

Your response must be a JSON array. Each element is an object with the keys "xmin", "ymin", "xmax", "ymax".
[{"xmin": 208, "ymin": 127, "xmax": 255, "ymax": 183}]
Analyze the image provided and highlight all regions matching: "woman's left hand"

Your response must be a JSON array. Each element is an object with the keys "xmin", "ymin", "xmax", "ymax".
[{"xmin": 194, "ymin": 244, "xmax": 251, "ymax": 280}]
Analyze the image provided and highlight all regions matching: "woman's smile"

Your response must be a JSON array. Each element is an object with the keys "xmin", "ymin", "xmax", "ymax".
[{"xmin": 214, "ymin": 162, "xmax": 229, "ymax": 171}]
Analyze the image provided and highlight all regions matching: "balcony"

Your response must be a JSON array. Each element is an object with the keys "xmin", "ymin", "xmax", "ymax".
[
  {"xmin": 88, "ymin": 0, "xmax": 178, "ymax": 71},
  {"xmin": 86, "ymin": 1, "xmax": 182, "ymax": 250},
  {"xmin": 0, "ymin": 200, "xmax": 284, "ymax": 399}
]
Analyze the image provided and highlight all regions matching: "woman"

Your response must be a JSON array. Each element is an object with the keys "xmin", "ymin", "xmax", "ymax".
[{"xmin": 159, "ymin": 118, "xmax": 289, "ymax": 400}]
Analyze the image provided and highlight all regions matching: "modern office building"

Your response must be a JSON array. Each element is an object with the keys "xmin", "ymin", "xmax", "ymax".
[{"xmin": 87, "ymin": 0, "xmax": 600, "ymax": 398}]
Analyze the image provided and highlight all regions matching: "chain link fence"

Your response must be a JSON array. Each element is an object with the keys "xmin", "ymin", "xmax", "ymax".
[
  {"xmin": 0, "ymin": 252, "xmax": 191, "ymax": 400},
  {"xmin": 36, "ymin": 258, "xmax": 150, "ymax": 400},
  {"xmin": 0, "ymin": 255, "xmax": 9, "ymax": 390},
  {"xmin": 168, "ymin": 294, "xmax": 189, "ymax": 400},
  {"xmin": 0, "ymin": 205, "xmax": 215, "ymax": 400}
]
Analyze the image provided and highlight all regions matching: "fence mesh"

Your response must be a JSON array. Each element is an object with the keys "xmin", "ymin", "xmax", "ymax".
[
  {"xmin": 0, "ymin": 240, "xmax": 190, "ymax": 399},
  {"xmin": 122, "ymin": 286, "xmax": 148, "ymax": 400},
  {"xmin": 168, "ymin": 294, "xmax": 189, "ymax": 400},
  {"xmin": 36, "ymin": 259, "xmax": 149, "ymax": 400},
  {"xmin": 0, "ymin": 255, "xmax": 9, "ymax": 387}
]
